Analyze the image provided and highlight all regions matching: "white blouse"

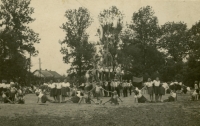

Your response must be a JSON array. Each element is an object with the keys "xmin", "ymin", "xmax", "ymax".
[
  {"xmin": 134, "ymin": 90, "xmax": 142, "ymax": 98},
  {"xmin": 153, "ymin": 80, "xmax": 160, "ymax": 87},
  {"xmin": 56, "ymin": 83, "xmax": 62, "ymax": 89},
  {"xmin": 146, "ymin": 82, "xmax": 153, "ymax": 87}
]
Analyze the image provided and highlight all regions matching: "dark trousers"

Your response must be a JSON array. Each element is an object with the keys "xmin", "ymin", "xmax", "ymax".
[
  {"xmin": 104, "ymin": 86, "xmax": 109, "ymax": 97},
  {"xmin": 129, "ymin": 87, "xmax": 132, "ymax": 95},
  {"xmin": 108, "ymin": 86, "xmax": 112, "ymax": 97},
  {"xmin": 123, "ymin": 87, "xmax": 128, "ymax": 97}
]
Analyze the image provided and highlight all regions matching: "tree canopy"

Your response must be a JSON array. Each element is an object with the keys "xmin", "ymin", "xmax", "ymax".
[
  {"xmin": 0, "ymin": 0, "xmax": 40, "ymax": 82},
  {"xmin": 60, "ymin": 7, "xmax": 95, "ymax": 84}
]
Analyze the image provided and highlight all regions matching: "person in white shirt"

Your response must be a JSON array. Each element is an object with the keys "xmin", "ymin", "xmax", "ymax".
[
  {"xmin": 110, "ymin": 80, "xmax": 115, "ymax": 94},
  {"xmin": 123, "ymin": 80, "xmax": 128, "ymax": 97},
  {"xmin": 191, "ymin": 89, "xmax": 199, "ymax": 101},
  {"xmin": 49, "ymin": 81, "xmax": 54, "ymax": 98},
  {"xmin": 153, "ymin": 77, "xmax": 160, "ymax": 102},
  {"xmin": 146, "ymin": 78, "xmax": 154, "ymax": 102},
  {"xmin": 134, "ymin": 87, "xmax": 148, "ymax": 103},
  {"xmin": 66, "ymin": 81, "xmax": 70, "ymax": 97},
  {"xmin": 194, "ymin": 81, "xmax": 198, "ymax": 90},
  {"xmin": 37, "ymin": 89, "xmax": 53, "ymax": 103},
  {"xmin": 56, "ymin": 80, "xmax": 62, "ymax": 103},
  {"xmin": 61, "ymin": 80, "xmax": 67, "ymax": 102},
  {"xmin": 128, "ymin": 80, "xmax": 132, "ymax": 96},
  {"xmin": 164, "ymin": 90, "xmax": 176, "ymax": 102}
]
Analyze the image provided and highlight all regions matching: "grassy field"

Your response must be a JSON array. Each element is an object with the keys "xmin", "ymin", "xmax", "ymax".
[{"xmin": 0, "ymin": 92, "xmax": 200, "ymax": 126}]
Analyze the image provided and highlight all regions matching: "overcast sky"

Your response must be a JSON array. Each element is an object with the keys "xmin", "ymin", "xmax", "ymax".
[{"xmin": 29, "ymin": 0, "xmax": 200, "ymax": 75}]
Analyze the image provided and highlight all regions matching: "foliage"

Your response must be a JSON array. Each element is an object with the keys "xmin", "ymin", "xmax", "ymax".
[
  {"xmin": 119, "ymin": 6, "xmax": 163, "ymax": 79},
  {"xmin": 159, "ymin": 22, "xmax": 189, "ymax": 62},
  {"xmin": 0, "ymin": 0, "xmax": 40, "ymax": 82},
  {"xmin": 60, "ymin": 7, "xmax": 95, "ymax": 84}
]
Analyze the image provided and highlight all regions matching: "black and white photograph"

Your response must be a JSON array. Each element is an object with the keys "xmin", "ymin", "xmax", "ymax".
[{"xmin": 0, "ymin": 0, "xmax": 200, "ymax": 125}]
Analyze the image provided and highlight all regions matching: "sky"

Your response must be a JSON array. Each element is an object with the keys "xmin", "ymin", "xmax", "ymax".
[{"xmin": 29, "ymin": 0, "xmax": 200, "ymax": 75}]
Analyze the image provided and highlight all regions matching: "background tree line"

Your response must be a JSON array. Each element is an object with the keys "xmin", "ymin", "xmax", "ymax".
[{"xmin": 60, "ymin": 5, "xmax": 200, "ymax": 87}]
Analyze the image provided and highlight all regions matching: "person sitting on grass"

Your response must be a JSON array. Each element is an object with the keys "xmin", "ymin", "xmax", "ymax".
[
  {"xmin": 16, "ymin": 87, "xmax": 25, "ymax": 104},
  {"xmin": 102, "ymin": 91, "xmax": 123, "ymax": 105},
  {"xmin": 35, "ymin": 87, "xmax": 41, "ymax": 96},
  {"xmin": 134, "ymin": 87, "xmax": 148, "ymax": 103},
  {"xmin": 77, "ymin": 88, "xmax": 96, "ymax": 104},
  {"xmin": 164, "ymin": 89, "xmax": 176, "ymax": 102},
  {"xmin": 190, "ymin": 89, "xmax": 199, "ymax": 101},
  {"xmin": 1, "ymin": 91, "xmax": 13, "ymax": 104},
  {"xmin": 64, "ymin": 88, "xmax": 84, "ymax": 104},
  {"xmin": 37, "ymin": 89, "xmax": 53, "ymax": 104}
]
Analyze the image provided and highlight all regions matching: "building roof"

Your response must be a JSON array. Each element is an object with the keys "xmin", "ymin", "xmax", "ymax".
[
  {"xmin": 48, "ymin": 71, "xmax": 62, "ymax": 78},
  {"xmin": 33, "ymin": 69, "xmax": 62, "ymax": 78}
]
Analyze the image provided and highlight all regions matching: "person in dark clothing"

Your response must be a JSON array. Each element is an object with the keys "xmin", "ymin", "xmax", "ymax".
[
  {"xmin": 115, "ymin": 80, "xmax": 120, "ymax": 97},
  {"xmin": 123, "ymin": 80, "xmax": 128, "ymax": 97},
  {"xmin": 108, "ymin": 81, "xmax": 112, "ymax": 97},
  {"xmin": 128, "ymin": 80, "xmax": 132, "ymax": 95},
  {"xmin": 104, "ymin": 81, "xmax": 109, "ymax": 97}
]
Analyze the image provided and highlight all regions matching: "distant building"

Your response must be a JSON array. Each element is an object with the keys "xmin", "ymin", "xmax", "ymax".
[{"xmin": 33, "ymin": 69, "xmax": 63, "ymax": 82}]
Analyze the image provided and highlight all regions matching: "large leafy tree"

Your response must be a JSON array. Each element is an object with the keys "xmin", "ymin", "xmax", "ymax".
[
  {"xmin": 121, "ymin": 6, "xmax": 162, "ymax": 78},
  {"xmin": 0, "ymin": 0, "xmax": 40, "ymax": 81},
  {"xmin": 120, "ymin": 28, "xmax": 165, "ymax": 79},
  {"xmin": 159, "ymin": 22, "xmax": 189, "ymax": 62},
  {"xmin": 60, "ymin": 7, "xmax": 95, "ymax": 84},
  {"xmin": 183, "ymin": 21, "xmax": 200, "ymax": 86},
  {"xmin": 130, "ymin": 6, "xmax": 160, "ymax": 46}
]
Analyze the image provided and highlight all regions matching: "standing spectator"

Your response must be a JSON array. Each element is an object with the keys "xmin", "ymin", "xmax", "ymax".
[
  {"xmin": 194, "ymin": 81, "xmax": 198, "ymax": 90},
  {"xmin": 56, "ymin": 80, "xmax": 62, "ymax": 103},
  {"xmin": 146, "ymin": 78, "xmax": 154, "ymax": 102},
  {"xmin": 10, "ymin": 83, "xmax": 17, "ymax": 102},
  {"xmin": 104, "ymin": 81, "xmax": 109, "ymax": 97},
  {"xmin": 128, "ymin": 80, "xmax": 132, "ymax": 96},
  {"xmin": 108, "ymin": 81, "xmax": 112, "ymax": 97},
  {"xmin": 119, "ymin": 81, "xmax": 123, "ymax": 97},
  {"xmin": 153, "ymin": 77, "xmax": 160, "ymax": 102},
  {"xmin": 159, "ymin": 82, "xmax": 165, "ymax": 102},
  {"xmin": 123, "ymin": 80, "xmax": 128, "ymax": 97}
]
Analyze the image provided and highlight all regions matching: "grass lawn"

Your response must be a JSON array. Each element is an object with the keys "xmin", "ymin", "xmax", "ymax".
[{"xmin": 0, "ymin": 92, "xmax": 200, "ymax": 126}]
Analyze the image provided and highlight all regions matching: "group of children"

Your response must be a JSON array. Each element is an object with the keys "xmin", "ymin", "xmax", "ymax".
[
  {"xmin": 2, "ymin": 78, "xmax": 195, "ymax": 105},
  {"xmin": 0, "ymin": 82, "xmax": 25, "ymax": 104},
  {"xmin": 35, "ymin": 80, "xmax": 124, "ymax": 105},
  {"xmin": 143, "ymin": 77, "xmax": 178, "ymax": 102},
  {"xmin": 35, "ymin": 77, "xmax": 179, "ymax": 105}
]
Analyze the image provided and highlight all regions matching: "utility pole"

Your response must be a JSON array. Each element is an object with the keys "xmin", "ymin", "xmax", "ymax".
[
  {"xmin": 29, "ymin": 50, "xmax": 31, "ymax": 85},
  {"xmin": 39, "ymin": 58, "xmax": 41, "ymax": 84}
]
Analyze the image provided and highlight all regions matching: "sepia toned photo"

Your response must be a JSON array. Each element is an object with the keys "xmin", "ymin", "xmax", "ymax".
[{"xmin": 0, "ymin": 0, "xmax": 200, "ymax": 125}]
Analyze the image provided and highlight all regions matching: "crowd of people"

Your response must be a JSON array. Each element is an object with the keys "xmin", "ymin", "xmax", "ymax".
[
  {"xmin": 0, "ymin": 77, "xmax": 198, "ymax": 105},
  {"xmin": 0, "ymin": 81, "xmax": 26, "ymax": 104}
]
